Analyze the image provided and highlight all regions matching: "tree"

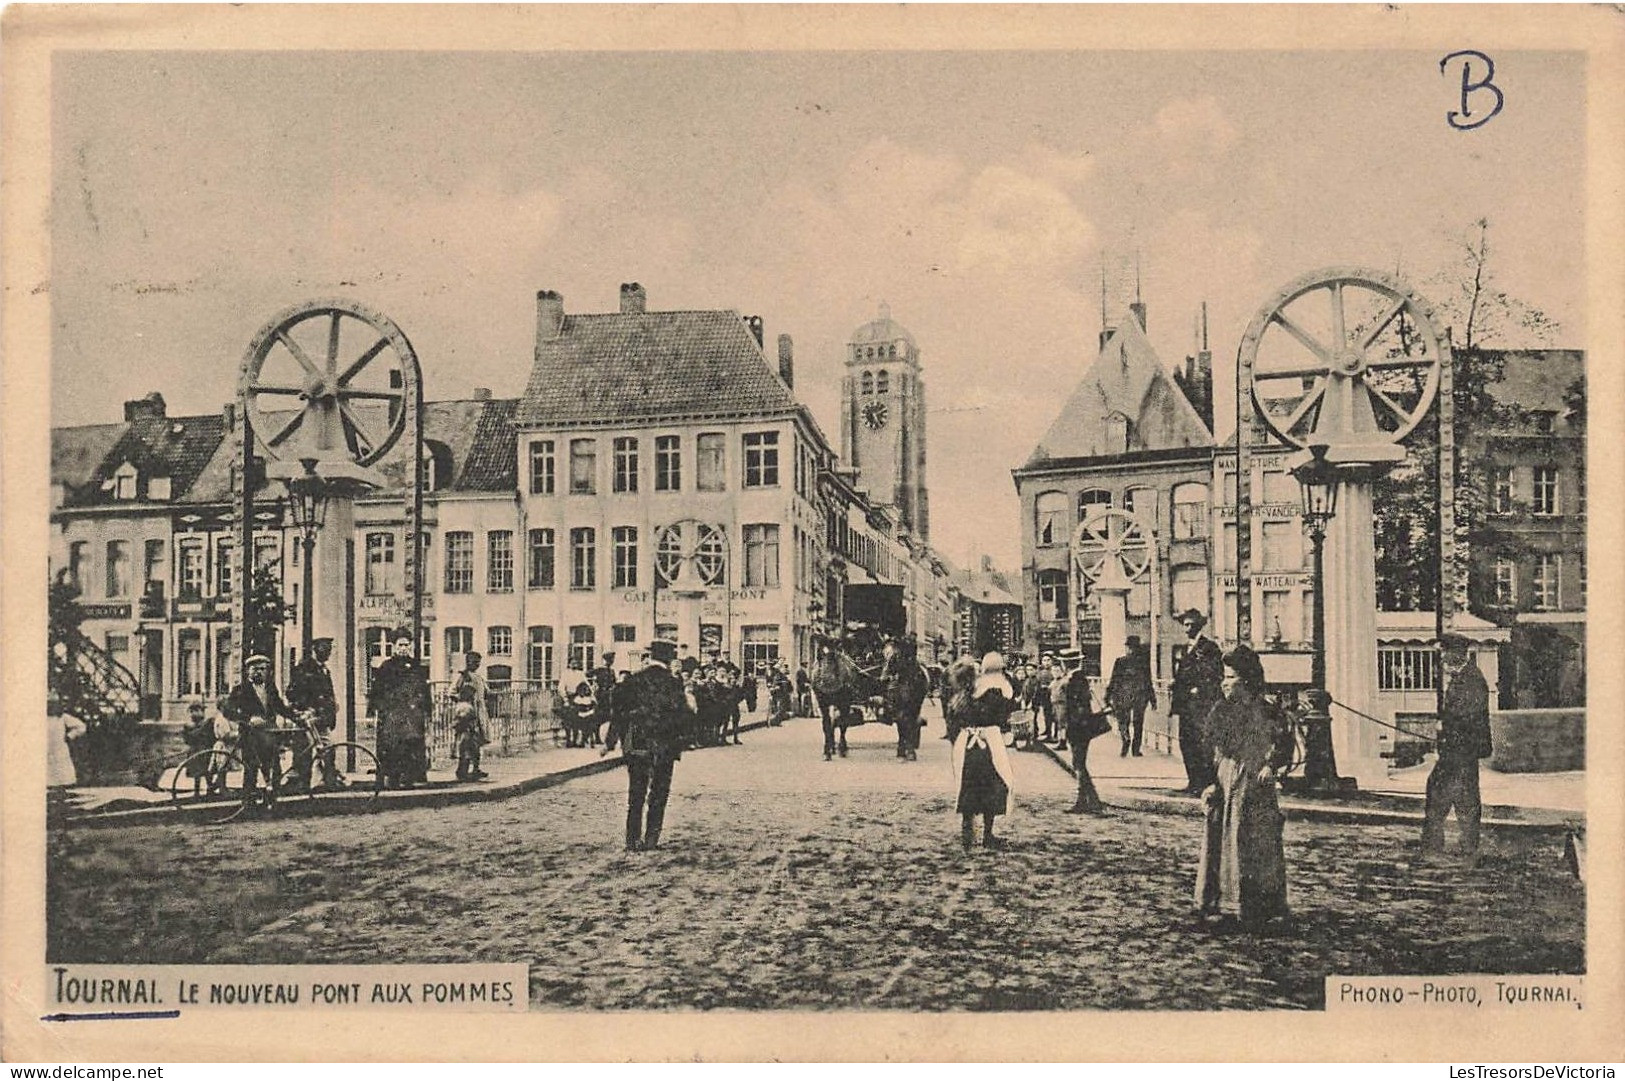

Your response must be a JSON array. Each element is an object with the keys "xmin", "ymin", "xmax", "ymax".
[
  {"xmin": 243, "ymin": 558, "xmax": 287, "ymax": 664},
  {"xmin": 1371, "ymin": 219, "xmax": 1556, "ymax": 617}
]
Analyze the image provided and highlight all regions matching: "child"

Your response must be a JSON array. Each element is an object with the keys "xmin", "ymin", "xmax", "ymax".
[
  {"xmin": 452, "ymin": 702, "xmax": 486, "ymax": 781},
  {"xmin": 180, "ymin": 701, "xmax": 217, "ymax": 797},
  {"xmin": 569, "ymin": 680, "xmax": 598, "ymax": 749}
]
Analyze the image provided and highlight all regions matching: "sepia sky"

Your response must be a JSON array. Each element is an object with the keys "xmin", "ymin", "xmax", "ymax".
[{"xmin": 51, "ymin": 49, "xmax": 1585, "ymax": 570}]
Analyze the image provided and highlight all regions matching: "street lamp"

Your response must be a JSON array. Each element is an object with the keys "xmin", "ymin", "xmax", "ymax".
[
  {"xmin": 1291, "ymin": 441, "xmax": 1341, "ymax": 788},
  {"xmin": 285, "ymin": 457, "xmax": 328, "ymax": 656}
]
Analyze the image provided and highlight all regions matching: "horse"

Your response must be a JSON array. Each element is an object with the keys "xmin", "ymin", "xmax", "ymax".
[{"xmin": 810, "ymin": 648, "xmax": 883, "ymax": 760}]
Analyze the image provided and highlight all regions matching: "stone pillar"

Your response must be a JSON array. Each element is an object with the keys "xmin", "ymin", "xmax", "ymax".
[
  {"xmin": 1095, "ymin": 561, "xmax": 1133, "ymax": 682},
  {"xmin": 1322, "ymin": 480, "xmax": 1384, "ymax": 784},
  {"xmin": 312, "ymin": 494, "xmax": 356, "ymax": 741}
]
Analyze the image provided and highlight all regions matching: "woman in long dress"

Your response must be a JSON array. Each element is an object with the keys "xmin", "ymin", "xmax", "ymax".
[
  {"xmin": 951, "ymin": 652, "xmax": 1018, "ymax": 851},
  {"xmin": 369, "ymin": 629, "xmax": 433, "ymax": 788},
  {"xmin": 1195, "ymin": 644, "xmax": 1289, "ymax": 925}
]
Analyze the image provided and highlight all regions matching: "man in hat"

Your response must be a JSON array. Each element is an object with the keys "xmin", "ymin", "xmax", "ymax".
[
  {"xmin": 369, "ymin": 628, "xmax": 433, "ymax": 789},
  {"xmin": 1171, "ymin": 609, "xmax": 1224, "ymax": 794},
  {"xmin": 286, "ymin": 636, "xmax": 338, "ymax": 790},
  {"xmin": 604, "ymin": 640, "xmax": 692, "ymax": 851},
  {"xmin": 1107, "ymin": 635, "xmax": 1156, "ymax": 757},
  {"xmin": 1421, "ymin": 634, "xmax": 1493, "ymax": 860},
  {"xmin": 1054, "ymin": 648, "xmax": 1108, "ymax": 814},
  {"xmin": 220, "ymin": 653, "xmax": 296, "ymax": 796}
]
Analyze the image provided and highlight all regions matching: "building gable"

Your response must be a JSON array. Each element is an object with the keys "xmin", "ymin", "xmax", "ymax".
[{"xmin": 1022, "ymin": 313, "xmax": 1212, "ymax": 468}]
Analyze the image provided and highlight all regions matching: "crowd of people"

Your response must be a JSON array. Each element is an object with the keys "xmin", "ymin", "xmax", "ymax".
[{"xmin": 150, "ymin": 609, "xmax": 1495, "ymax": 930}]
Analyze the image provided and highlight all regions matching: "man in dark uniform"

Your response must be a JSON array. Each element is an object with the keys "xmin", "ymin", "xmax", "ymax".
[
  {"xmin": 1107, "ymin": 635, "xmax": 1156, "ymax": 757},
  {"xmin": 1170, "ymin": 609, "xmax": 1224, "ymax": 794},
  {"xmin": 604, "ymin": 641, "xmax": 692, "ymax": 851},
  {"xmin": 285, "ymin": 636, "xmax": 338, "ymax": 790},
  {"xmin": 220, "ymin": 653, "xmax": 297, "ymax": 796},
  {"xmin": 1421, "ymin": 633, "xmax": 1493, "ymax": 859}
]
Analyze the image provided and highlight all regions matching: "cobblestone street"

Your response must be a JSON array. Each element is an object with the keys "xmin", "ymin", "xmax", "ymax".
[{"xmin": 49, "ymin": 712, "xmax": 1584, "ymax": 1011}]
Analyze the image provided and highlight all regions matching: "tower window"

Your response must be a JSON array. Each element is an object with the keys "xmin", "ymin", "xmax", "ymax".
[
  {"xmin": 861, "ymin": 371, "xmax": 874, "ymax": 395},
  {"xmin": 876, "ymin": 370, "xmax": 889, "ymax": 394}
]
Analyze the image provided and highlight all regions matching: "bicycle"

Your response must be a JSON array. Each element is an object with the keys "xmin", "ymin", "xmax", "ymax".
[{"xmin": 169, "ymin": 711, "xmax": 382, "ymax": 824}]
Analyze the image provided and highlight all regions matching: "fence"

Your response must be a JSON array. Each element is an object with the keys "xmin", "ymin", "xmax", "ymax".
[{"xmin": 424, "ymin": 680, "xmax": 570, "ymax": 765}]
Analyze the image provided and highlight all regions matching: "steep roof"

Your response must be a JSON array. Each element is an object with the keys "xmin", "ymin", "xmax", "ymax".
[
  {"xmin": 53, "ymin": 398, "xmax": 520, "ymax": 507},
  {"xmin": 59, "ymin": 413, "xmax": 226, "ymax": 506},
  {"xmin": 1022, "ymin": 312, "xmax": 1213, "ymax": 468},
  {"xmin": 516, "ymin": 310, "xmax": 798, "ymax": 428},
  {"xmin": 51, "ymin": 422, "xmax": 127, "ymax": 493},
  {"xmin": 1481, "ymin": 348, "xmax": 1584, "ymax": 422},
  {"xmin": 456, "ymin": 398, "xmax": 519, "ymax": 491}
]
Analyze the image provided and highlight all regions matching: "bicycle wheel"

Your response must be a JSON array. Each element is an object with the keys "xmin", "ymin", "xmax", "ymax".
[
  {"xmin": 170, "ymin": 748, "xmax": 256, "ymax": 824},
  {"xmin": 316, "ymin": 742, "xmax": 384, "ymax": 811}
]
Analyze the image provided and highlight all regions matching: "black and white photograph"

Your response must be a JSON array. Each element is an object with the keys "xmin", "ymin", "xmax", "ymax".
[{"xmin": 3, "ymin": 4, "xmax": 1621, "ymax": 1063}]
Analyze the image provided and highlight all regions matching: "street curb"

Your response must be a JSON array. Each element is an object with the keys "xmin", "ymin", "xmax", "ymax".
[
  {"xmin": 68, "ymin": 717, "xmax": 779, "ymax": 830},
  {"xmin": 1029, "ymin": 737, "xmax": 1581, "ymax": 835}
]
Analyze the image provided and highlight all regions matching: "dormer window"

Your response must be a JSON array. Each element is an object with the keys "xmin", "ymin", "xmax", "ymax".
[
  {"xmin": 112, "ymin": 462, "xmax": 137, "ymax": 500},
  {"xmin": 149, "ymin": 476, "xmax": 172, "ymax": 501},
  {"xmin": 1105, "ymin": 412, "xmax": 1130, "ymax": 454}
]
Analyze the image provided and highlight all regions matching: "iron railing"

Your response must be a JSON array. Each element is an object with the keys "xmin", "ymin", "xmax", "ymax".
[{"xmin": 423, "ymin": 680, "xmax": 571, "ymax": 764}]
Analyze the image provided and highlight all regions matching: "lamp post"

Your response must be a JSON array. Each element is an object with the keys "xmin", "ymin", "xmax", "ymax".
[
  {"xmin": 285, "ymin": 457, "xmax": 329, "ymax": 657},
  {"xmin": 1292, "ymin": 442, "xmax": 1341, "ymax": 788}
]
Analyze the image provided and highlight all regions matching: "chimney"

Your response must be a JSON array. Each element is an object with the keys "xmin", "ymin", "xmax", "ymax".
[
  {"xmin": 777, "ymin": 333, "xmax": 795, "ymax": 388},
  {"xmin": 619, "ymin": 282, "xmax": 646, "ymax": 314},
  {"xmin": 472, "ymin": 387, "xmax": 492, "ymax": 402},
  {"xmin": 980, "ymin": 554, "xmax": 994, "ymax": 574},
  {"xmin": 745, "ymin": 315, "xmax": 764, "ymax": 347},
  {"xmin": 536, "ymin": 290, "xmax": 565, "ymax": 343},
  {"xmin": 124, "ymin": 391, "xmax": 166, "ymax": 421}
]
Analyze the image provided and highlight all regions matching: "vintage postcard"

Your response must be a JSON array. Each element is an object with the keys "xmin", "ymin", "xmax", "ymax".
[{"xmin": 3, "ymin": 3, "xmax": 1622, "ymax": 1063}]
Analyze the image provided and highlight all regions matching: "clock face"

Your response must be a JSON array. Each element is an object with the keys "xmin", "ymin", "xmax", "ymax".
[{"xmin": 863, "ymin": 401, "xmax": 889, "ymax": 430}]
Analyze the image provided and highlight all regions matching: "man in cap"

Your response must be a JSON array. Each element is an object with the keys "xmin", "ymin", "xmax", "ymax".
[
  {"xmin": 220, "ymin": 653, "xmax": 296, "ymax": 797},
  {"xmin": 1171, "ymin": 608, "xmax": 1224, "ymax": 794},
  {"xmin": 589, "ymin": 651, "xmax": 618, "ymax": 736},
  {"xmin": 1107, "ymin": 635, "xmax": 1156, "ymax": 758},
  {"xmin": 286, "ymin": 636, "xmax": 338, "ymax": 790},
  {"xmin": 604, "ymin": 640, "xmax": 693, "ymax": 851},
  {"xmin": 1421, "ymin": 633, "xmax": 1493, "ymax": 860}
]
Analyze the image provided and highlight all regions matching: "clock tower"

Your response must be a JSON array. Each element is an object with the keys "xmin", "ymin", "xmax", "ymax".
[{"xmin": 841, "ymin": 303, "xmax": 929, "ymax": 541}]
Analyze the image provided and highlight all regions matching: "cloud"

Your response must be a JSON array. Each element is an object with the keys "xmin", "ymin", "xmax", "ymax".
[{"xmin": 1149, "ymin": 95, "xmax": 1240, "ymax": 161}]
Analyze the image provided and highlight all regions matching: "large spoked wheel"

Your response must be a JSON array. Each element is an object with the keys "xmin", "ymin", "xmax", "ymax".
[
  {"xmin": 1072, "ymin": 509, "xmax": 1153, "ymax": 585},
  {"xmin": 239, "ymin": 300, "xmax": 420, "ymax": 466},
  {"xmin": 279, "ymin": 741, "xmax": 384, "ymax": 811},
  {"xmin": 317, "ymin": 742, "xmax": 384, "ymax": 811},
  {"xmin": 1241, "ymin": 268, "xmax": 1447, "ymax": 449},
  {"xmin": 170, "ymin": 747, "xmax": 257, "ymax": 825}
]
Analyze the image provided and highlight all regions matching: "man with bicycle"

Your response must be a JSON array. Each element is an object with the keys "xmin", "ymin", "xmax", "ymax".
[
  {"xmin": 221, "ymin": 653, "xmax": 297, "ymax": 797},
  {"xmin": 286, "ymin": 637, "xmax": 339, "ymax": 791}
]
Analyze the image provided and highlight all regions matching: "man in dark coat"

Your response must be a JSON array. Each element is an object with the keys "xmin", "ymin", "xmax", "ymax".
[
  {"xmin": 369, "ymin": 628, "xmax": 433, "ymax": 789},
  {"xmin": 604, "ymin": 641, "xmax": 692, "ymax": 851},
  {"xmin": 882, "ymin": 638, "xmax": 931, "ymax": 761},
  {"xmin": 1421, "ymin": 634, "xmax": 1493, "ymax": 859},
  {"xmin": 1107, "ymin": 635, "xmax": 1156, "ymax": 758},
  {"xmin": 220, "ymin": 653, "xmax": 297, "ymax": 795},
  {"xmin": 1055, "ymin": 648, "xmax": 1108, "ymax": 814},
  {"xmin": 285, "ymin": 637, "xmax": 338, "ymax": 790},
  {"xmin": 1171, "ymin": 609, "xmax": 1224, "ymax": 794}
]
